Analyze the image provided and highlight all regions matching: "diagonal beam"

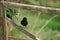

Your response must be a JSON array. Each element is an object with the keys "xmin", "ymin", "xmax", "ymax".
[
  {"xmin": 1, "ymin": 1, "xmax": 60, "ymax": 13},
  {"xmin": 7, "ymin": 17, "xmax": 39, "ymax": 40},
  {"xmin": 8, "ymin": 36, "xmax": 29, "ymax": 40}
]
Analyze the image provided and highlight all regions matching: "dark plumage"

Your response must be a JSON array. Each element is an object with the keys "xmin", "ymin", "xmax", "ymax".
[{"xmin": 21, "ymin": 17, "xmax": 28, "ymax": 26}]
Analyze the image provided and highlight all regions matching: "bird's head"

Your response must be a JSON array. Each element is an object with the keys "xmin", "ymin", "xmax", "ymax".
[{"xmin": 23, "ymin": 17, "xmax": 27, "ymax": 20}]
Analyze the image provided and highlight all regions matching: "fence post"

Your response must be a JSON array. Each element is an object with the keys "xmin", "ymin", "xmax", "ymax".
[{"xmin": 1, "ymin": 0, "xmax": 8, "ymax": 40}]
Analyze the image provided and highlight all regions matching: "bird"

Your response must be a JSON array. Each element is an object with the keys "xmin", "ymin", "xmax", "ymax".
[{"xmin": 20, "ymin": 17, "xmax": 28, "ymax": 26}]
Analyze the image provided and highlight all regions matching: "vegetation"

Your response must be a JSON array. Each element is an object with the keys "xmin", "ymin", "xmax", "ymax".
[{"xmin": 0, "ymin": 0, "xmax": 60, "ymax": 40}]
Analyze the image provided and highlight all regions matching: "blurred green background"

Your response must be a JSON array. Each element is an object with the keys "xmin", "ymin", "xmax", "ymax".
[{"xmin": 0, "ymin": 0, "xmax": 60, "ymax": 40}]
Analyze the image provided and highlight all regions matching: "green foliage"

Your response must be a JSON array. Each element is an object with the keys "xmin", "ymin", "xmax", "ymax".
[
  {"xmin": 22, "ymin": 0, "xmax": 60, "ymax": 8},
  {"xmin": 0, "ymin": 26, "xmax": 2, "ymax": 37},
  {"xmin": 0, "ymin": 17, "xmax": 1, "ymax": 20},
  {"xmin": 0, "ymin": 0, "xmax": 60, "ymax": 40},
  {"xmin": 48, "ymin": 16, "xmax": 60, "ymax": 31},
  {"xmin": 6, "ymin": 7, "xmax": 19, "ymax": 18}
]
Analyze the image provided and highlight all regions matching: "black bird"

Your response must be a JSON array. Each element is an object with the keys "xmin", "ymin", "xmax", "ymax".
[{"xmin": 21, "ymin": 17, "xmax": 28, "ymax": 26}]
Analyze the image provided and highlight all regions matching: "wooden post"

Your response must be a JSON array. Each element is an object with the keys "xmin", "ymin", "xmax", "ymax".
[
  {"xmin": 0, "ymin": 1, "xmax": 2, "ymax": 40},
  {"xmin": 1, "ymin": 0, "xmax": 8, "ymax": 40},
  {"xmin": 0, "ymin": 4, "xmax": 1, "ymax": 16}
]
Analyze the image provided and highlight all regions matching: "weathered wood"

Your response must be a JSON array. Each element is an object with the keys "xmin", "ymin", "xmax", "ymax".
[
  {"xmin": 0, "ymin": 21, "xmax": 2, "ymax": 26},
  {"xmin": 1, "ymin": 1, "xmax": 60, "ymax": 13},
  {"xmin": 0, "ymin": 38, "xmax": 1, "ymax": 40},
  {"xmin": 1, "ymin": 1, "xmax": 8, "ymax": 40},
  {"xmin": 7, "ymin": 17, "xmax": 39, "ymax": 40},
  {"xmin": 16, "ymin": 0, "xmax": 22, "ymax": 3},
  {"xmin": 8, "ymin": 36, "xmax": 29, "ymax": 40},
  {"xmin": 0, "ymin": 5, "xmax": 1, "ymax": 16}
]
